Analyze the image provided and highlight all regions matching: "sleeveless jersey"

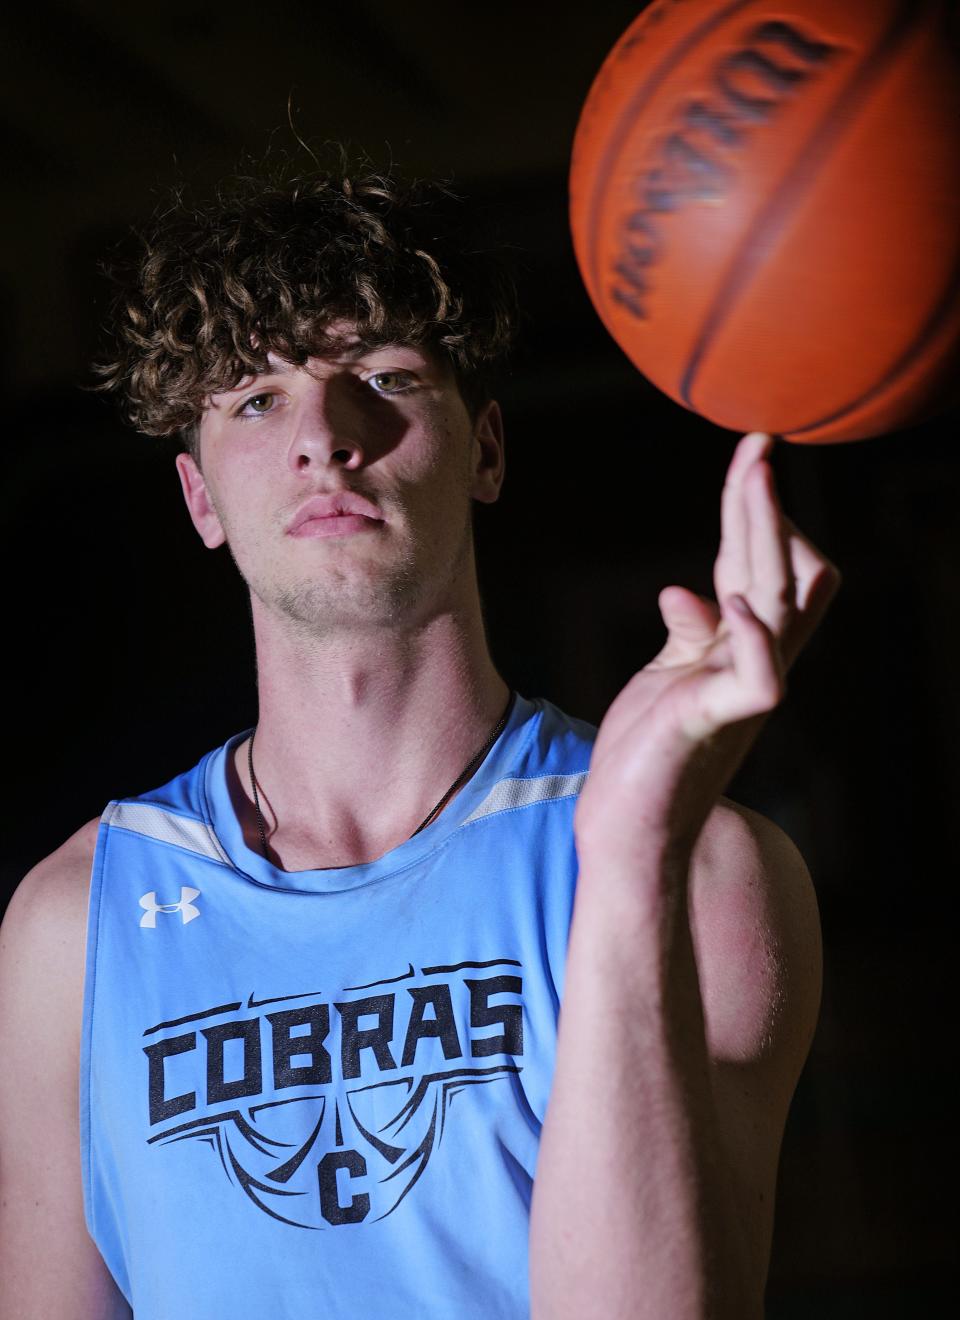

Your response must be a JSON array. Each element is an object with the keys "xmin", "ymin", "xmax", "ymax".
[{"xmin": 81, "ymin": 694, "xmax": 595, "ymax": 1319}]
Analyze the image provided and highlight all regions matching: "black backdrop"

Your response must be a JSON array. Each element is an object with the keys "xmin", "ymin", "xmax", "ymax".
[{"xmin": 2, "ymin": 2, "xmax": 956, "ymax": 1313}]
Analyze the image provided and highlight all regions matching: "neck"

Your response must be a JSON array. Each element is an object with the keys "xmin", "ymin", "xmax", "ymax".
[{"xmin": 234, "ymin": 587, "xmax": 508, "ymax": 871}]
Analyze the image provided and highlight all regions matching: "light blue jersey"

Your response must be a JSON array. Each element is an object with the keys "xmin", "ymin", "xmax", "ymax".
[{"xmin": 81, "ymin": 694, "xmax": 594, "ymax": 1318}]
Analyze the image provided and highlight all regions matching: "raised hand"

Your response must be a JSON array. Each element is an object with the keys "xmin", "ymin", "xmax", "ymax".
[{"xmin": 574, "ymin": 432, "xmax": 840, "ymax": 864}]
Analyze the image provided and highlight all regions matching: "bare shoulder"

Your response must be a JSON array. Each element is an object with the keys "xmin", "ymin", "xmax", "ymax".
[
  {"xmin": 11, "ymin": 815, "xmax": 101, "ymax": 902},
  {"xmin": 1, "ymin": 825, "xmax": 131, "ymax": 1315},
  {"xmin": 689, "ymin": 798, "xmax": 822, "ymax": 1076},
  {"xmin": 1, "ymin": 816, "xmax": 101, "ymax": 1020}
]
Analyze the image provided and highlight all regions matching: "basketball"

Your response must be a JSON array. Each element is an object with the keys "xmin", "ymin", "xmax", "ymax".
[{"xmin": 569, "ymin": 0, "xmax": 960, "ymax": 443}]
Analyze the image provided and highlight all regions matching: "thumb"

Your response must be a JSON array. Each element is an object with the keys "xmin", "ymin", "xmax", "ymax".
[{"xmin": 658, "ymin": 586, "xmax": 720, "ymax": 649}]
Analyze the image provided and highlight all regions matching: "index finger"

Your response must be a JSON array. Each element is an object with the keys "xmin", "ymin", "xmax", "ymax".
[{"xmin": 714, "ymin": 431, "xmax": 774, "ymax": 599}]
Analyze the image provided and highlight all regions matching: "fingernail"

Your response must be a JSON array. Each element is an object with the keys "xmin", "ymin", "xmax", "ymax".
[{"xmin": 728, "ymin": 594, "xmax": 750, "ymax": 615}]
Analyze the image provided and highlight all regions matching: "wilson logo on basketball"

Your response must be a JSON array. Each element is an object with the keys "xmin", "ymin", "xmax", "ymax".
[{"xmin": 608, "ymin": 19, "xmax": 840, "ymax": 323}]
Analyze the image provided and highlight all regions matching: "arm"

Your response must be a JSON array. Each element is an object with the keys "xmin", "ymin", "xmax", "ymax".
[
  {"xmin": 530, "ymin": 433, "xmax": 838, "ymax": 1319},
  {"xmin": 0, "ymin": 822, "xmax": 131, "ymax": 1320},
  {"xmin": 687, "ymin": 802, "xmax": 822, "ymax": 1293}
]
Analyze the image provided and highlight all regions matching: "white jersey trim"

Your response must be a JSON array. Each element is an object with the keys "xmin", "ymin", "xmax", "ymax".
[
  {"xmin": 462, "ymin": 771, "xmax": 587, "ymax": 825},
  {"xmin": 104, "ymin": 801, "xmax": 232, "ymax": 867},
  {"xmin": 104, "ymin": 770, "xmax": 586, "ymax": 863}
]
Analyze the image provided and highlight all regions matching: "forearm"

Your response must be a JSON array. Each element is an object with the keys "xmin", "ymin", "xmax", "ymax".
[{"xmin": 529, "ymin": 849, "xmax": 760, "ymax": 1320}]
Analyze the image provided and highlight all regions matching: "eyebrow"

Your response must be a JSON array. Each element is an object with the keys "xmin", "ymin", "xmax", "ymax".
[{"xmin": 211, "ymin": 342, "xmax": 433, "ymax": 402}]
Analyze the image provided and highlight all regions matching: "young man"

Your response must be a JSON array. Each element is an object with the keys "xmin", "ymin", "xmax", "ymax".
[{"xmin": 0, "ymin": 167, "xmax": 837, "ymax": 1319}]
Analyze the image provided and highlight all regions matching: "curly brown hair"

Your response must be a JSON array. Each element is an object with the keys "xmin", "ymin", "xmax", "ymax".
[{"xmin": 94, "ymin": 160, "xmax": 519, "ymax": 453}]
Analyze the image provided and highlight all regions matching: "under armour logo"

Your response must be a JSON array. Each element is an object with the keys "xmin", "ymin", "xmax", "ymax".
[{"xmin": 139, "ymin": 887, "xmax": 201, "ymax": 928}]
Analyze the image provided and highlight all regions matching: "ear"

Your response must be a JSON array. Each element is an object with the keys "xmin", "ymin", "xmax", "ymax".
[
  {"xmin": 469, "ymin": 399, "xmax": 506, "ymax": 505},
  {"xmin": 174, "ymin": 452, "xmax": 227, "ymax": 549}
]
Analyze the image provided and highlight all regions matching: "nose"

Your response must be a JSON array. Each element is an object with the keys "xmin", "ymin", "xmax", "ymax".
[{"xmin": 287, "ymin": 375, "xmax": 366, "ymax": 473}]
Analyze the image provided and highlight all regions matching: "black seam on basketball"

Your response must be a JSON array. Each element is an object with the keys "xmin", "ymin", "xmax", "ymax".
[
  {"xmin": 585, "ymin": 0, "xmax": 756, "ymax": 302},
  {"xmin": 677, "ymin": 0, "xmax": 926, "ymax": 411},
  {"xmin": 785, "ymin": 246, "xmax": 960, "ymax": 437}
]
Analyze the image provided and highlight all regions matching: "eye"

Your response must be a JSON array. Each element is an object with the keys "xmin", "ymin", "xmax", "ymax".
[
  {"xmin": 237, "ymin": 391, "xmax": 279, "ymax": 417},
  {"xmin": 367, "ymin": 371, "xmax": 413, "ymax": 395}
]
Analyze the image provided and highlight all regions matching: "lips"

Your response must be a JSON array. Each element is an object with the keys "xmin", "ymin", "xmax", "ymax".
[{"xmin": 287, "ymin": 492, "xmax": 385, "ymax": 536}]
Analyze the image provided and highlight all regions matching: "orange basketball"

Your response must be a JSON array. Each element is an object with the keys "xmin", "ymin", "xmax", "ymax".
[{"xmin": 570, "ymin": 0, "xmax": 960, "ymax": 442}]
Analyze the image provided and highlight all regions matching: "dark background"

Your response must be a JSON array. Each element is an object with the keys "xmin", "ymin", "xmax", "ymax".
[{"xmin": 2, "ymin": 2, "xmax": 956, "ymax": 1314}]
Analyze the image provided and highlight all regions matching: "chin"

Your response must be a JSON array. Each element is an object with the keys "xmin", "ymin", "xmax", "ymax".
[{"xmin": 265, "ymin": 571, "xmax": 429, "ymax": 635}]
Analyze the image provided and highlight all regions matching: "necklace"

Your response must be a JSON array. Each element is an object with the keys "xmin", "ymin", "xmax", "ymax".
[{"xmin": 246, "ymin": 691, "xmax": 516, "ymax": 863}]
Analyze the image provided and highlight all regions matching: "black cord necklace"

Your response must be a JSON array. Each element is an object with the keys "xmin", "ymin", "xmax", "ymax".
[{"xmin": 246, "ymin": 691, "xmax": 516, "ymax": 863}]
